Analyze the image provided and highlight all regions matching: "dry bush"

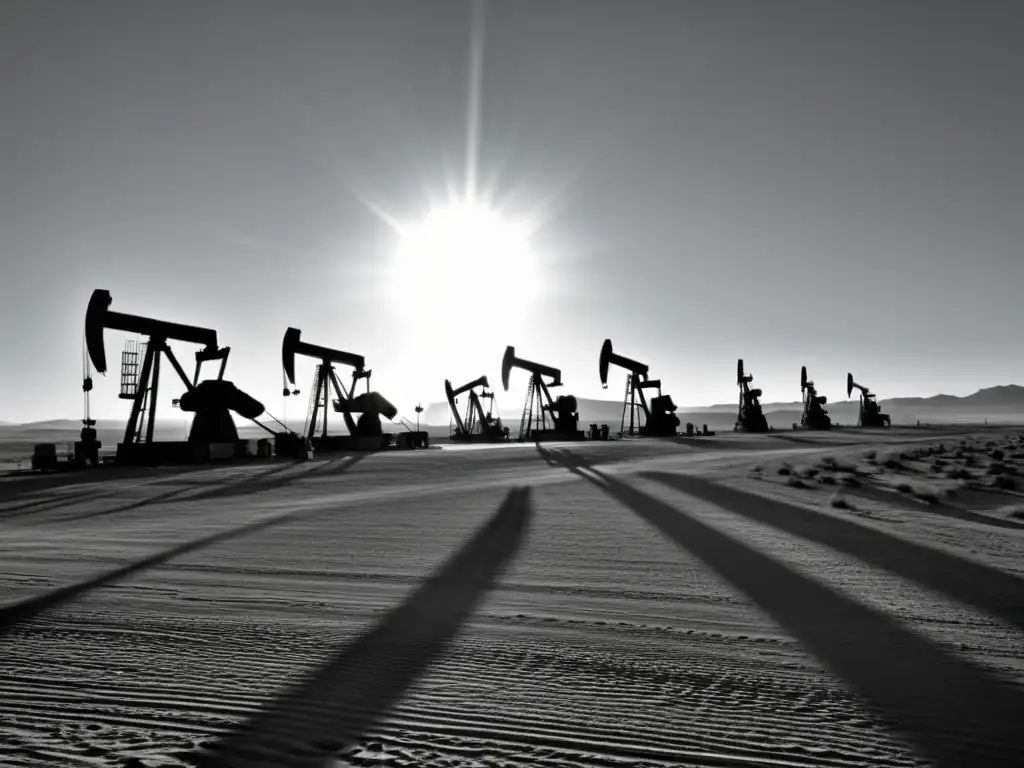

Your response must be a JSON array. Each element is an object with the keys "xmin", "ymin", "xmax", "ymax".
[
  {"xmin": 896, "ymin": 482, "xmax": 913, "ymax": 494},
  {"xmin": 839, "ymin": 474, "xmax": 862, "ymax": 487},
  {"xmin": 820, "ymin": 474, "xmax": 837, "ymax": 485},
  {"xmin": 830, "ymin": 493, "xmax": 852, "ymax": 510},
  {"xmin": 777, "ymin": 464, "xmax": 793, "ymax": 476},
  {"xmin": 1010, "ymin": 509, "xmax": 1024, "ymax": 520},
  {"xmin": 988, "ymin": 462, "xmax": 1008, "ymax": 475},
  {"xmin": 913, "ymin": 489, "xmax": 940, "ymax": 505},
  {"xmin": 991, "ymin": 449, "xmax": 1005, "ymax": 461},
  {"xmin": 786, "ymin": 476, "xmax": 812, "ymax": 489},
  {"xmin": 864, "ymin": 449, "xmax": 877, "ymax": 460},
  {"xmin": 994, "ymin": 475, "xmax": 1017, "ymax": 491},
  {"xmin": 946, "ymin": 467, "xmax": 972, "ymax": 480},
  {"xmin": 798, "ymin": 466, "xmax": 820, "ymax": 479}
]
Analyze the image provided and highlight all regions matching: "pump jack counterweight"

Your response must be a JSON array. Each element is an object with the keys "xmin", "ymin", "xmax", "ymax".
[
  {"xmin": 598, "ymin": 339, "xmax": 680, "ymax": 438},
  {"xmin": 502, "ymin": 346, "xmax": 585, "ymax": 442}
]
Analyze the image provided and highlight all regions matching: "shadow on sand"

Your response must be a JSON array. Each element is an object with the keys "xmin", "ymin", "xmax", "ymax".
[
  {"xmin": 836, "ymin": 481, "xmax": 1024, "ymax": 532},
  {"xmin": 644, "ymin": 470, "xmax": 1024, "ymax": 633},
  {"xmin": 51, "ymin": 454, "xmax": 367, "ymax": 525},
  {"xmin": 538, "ymin": 445, "xmax": 1024, "ymax": 766},
  {"xmin": 190, "ymin": 486, "xmax": 532, "ymax": 768},
  {"xmin": 0, "ymin": 456, "xmax": 369, "ymax": 637}
]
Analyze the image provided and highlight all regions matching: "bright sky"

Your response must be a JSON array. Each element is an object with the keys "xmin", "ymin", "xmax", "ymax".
[{"xmin": 1, "ymin": 1, "xmax": 1022, "ymax": 423}]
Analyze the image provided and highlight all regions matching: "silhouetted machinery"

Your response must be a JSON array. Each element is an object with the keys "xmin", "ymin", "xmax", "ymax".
[
  {"xmin": 84, "ymin": 289, "xmax": 268, "ymax": 465},
  {"xmin": 281, "ymin": 328, "xmax": 427, "ymax": 451},
  {"xmin": 735, "ymin": 358, "xmax": 769, "ymax": 433},
  {"xmin": 598, "ymin": 339, "xmax": 679, "ymax": 437},
  {"xmin": 502, "ymin": 346, "xmax": 585, "ymax": 442},
  {"xmin": 847, "ymin": 372, "xmax": 890, "ymax": 428},
  {"xmin": 799, "ymin": 365, "xmax": 832, "ymax": 430},
  {"xmin": 445, "ymin": 376, "xmax": 509, "ymax": 442}
]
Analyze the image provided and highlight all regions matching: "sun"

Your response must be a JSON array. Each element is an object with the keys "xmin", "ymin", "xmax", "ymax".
[{"xmin": 391, "ymin": 199, "xmax": 538, "ymax": 325}]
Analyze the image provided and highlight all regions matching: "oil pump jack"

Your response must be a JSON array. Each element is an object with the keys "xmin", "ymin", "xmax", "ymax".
[
  {"xmin": 281, "ymin": 328, "xmax": 427, "ymax": 451},
  {"xmin": 735, "ymin": 358, "xmax": 770, "ymax": 432},
  {"xmin": 502, "ymin": 346, "xmax": 585, "ymax": 442},
  {"xmin": 445, "ymin": 376, "xmax": 509, "ymax": 442},
  {"xmin": 847, "ymin": 372, "xmax": 890, "ymax": 428},
  {"xmin": 84, "ymin": 289, "xmax": 267, "ymax": 465},
  {"xmin": 598, "ymin": 339, "xmax": 679, "ymax": 437},
  {"xmin": 799, "ymin": 365, "xmax": 832, "ymax": 430}
]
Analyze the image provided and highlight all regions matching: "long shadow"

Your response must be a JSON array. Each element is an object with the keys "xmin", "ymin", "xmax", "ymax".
[
  {"xmin": 538, "ymin": 446, "xmax": 1024, "ymax": 766},
  {"xmin": 838, "ymin": 482, "xmax": 1024, "ymax": 532},
  {"xmin": 643, "ymin": 471, "xmax": 1024, "ymax": 634},
  {"xmin": 0, "ymin": 507, "xmax": 324, "ymax": 638},
  {"xmin": 191, "ymin": 487, "xmax": 532, "ymax": 768},
  {"xmin": 56, "ymin": 455, "xmax": 365, "ymax": 525}
]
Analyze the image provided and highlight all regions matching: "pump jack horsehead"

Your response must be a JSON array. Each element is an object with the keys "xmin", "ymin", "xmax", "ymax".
[
  {"xmin": 848, "ymin": 372, "xmax": 890, "ymax": 428},
  {"xmin": 799, "ymin": 365, "xmax": 832, "ymax": 430},
  {"xmin": 445, "ymin": 376, "xmax": 509, "ymax": 442},
  {"xmin": 735, "ymin": 358, "xmax": 769, "ymax": 433},
  {"xmin": 84, "ymin": 289, "xmax": 266, "ymax": 465},
  {"xmin": 502, "ymin": 345, "xmax": 585, "ymax": 442},
  {"xmin": 599, "ymin": 339, "xmax": 680, "ymax": 437}
]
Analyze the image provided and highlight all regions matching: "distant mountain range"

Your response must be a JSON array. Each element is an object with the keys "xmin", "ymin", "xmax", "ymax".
[{"xmin": 3, "ymin": 386, "xmax": 1022, "ymax": 440}]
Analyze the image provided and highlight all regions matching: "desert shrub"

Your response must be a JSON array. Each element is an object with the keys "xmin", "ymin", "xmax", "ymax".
[
  {"xmin": 994, "ymin": 475, "xmax": 1017, "ymax": 491},
  {"xmin": 864, "ymin": 449, "xmax": 877, "ymax": 460},
  {"xmin": 786, "ymin": 476, "xmax": 812, "ymax": 489},
  {"xmin": 896, "ymin": 482, "xmax": 913, "ymax": 494},
  {"xmin": 830, "ymin": 493, "xmax": 852, "ymax": 509},
  {"xmin": 839, "ymin": 474, "xmax": 862, "ymax": 487},
  {"xmin": 964, "ymin": 455, "xmax": 977, "ymax": 467},
  {"xmin": 943, "ymin": 488, "xmax": 959, "ymax": 498},
  {"xmin": 820, "ymin": 474, "xmax": 837, "ymax": 485},
  {"xmin": 946, "ymin": 467, "xmax": 973, "ymax": 480},
  {"xmin": 988, "ymin": 462, "xmax": 1008, "ymax": 475},
  {"xmin": 913, "ymin": 490, "xmax": 940, "ymax": 505},
  {"xmin": 883, "ymin": 457, "xmax": 906, "ymax": 471},
  {"xmin": 1011, "ymin": 452, "xmax": 1024, "ymax": 461},
  {"xmin": 777, "ymin": 464, "xmax": 792, "ymax": 476},
  {"xmin": 799, "ymin": 466, "xmax": 820, "ymax": 479},
  {"xmin": 991, "ymin": 449, "xmax": 1005, "ymax": 461},
  {"xmin": 954, "ymin": 449, "xmax": 963, "ymax": 458},
  {"xmin": 986, "ymin": 441, "xmax": 996, "ymax": 449},
  {"xmin": 1010, "ymin": 509, "xmax": 1024, "ymax": 520}
]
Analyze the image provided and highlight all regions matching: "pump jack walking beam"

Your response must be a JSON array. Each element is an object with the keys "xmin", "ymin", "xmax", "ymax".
[{"xmin": 85, "ymin": 289, "xmax": 230, "ymax": 446}]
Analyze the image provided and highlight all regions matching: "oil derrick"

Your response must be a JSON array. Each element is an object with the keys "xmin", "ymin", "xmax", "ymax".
[
  {"xmin": 598, "ymin": 339, "xmax": 679, "ymax": 437},
  {"xmin": 501, "ymin": 346, "xmax": 585, "ymax": 442},
  {"xmin": 282, "ymin": 328, "xmax": 425, "ymax": 451},
  {"xmin": 735, "ymin": 358, "xmax": 769, "ymax": 433},
  {"xmin": 847, "ymin": 372, "xmax": 890, "ymax": 428},
  {"xmin": 799, "ymin": 365, "xmax": 832, "ymax": 430},
  {"xmin": 84, "ymin": 289, "xmax": 266, "ymax": 465},
  {"xmin": 445, "ymin": 376, "xmax": 509, "ymax": 442}
]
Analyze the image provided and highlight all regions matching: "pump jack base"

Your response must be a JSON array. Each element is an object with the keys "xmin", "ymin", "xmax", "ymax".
[
  {"xmin": 522, "ymin": 430, "xmax": 586, "ymax": 443},
  {"xmin": 311, "ymin": 432, "xmax": 430, "ymax": 452},
  {"xmin": 114, "ymin": 440, "xmax": 273, "ymax": 466}
]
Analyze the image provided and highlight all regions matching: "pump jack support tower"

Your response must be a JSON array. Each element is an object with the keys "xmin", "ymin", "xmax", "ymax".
[
  {"xmin": 282, "ymin": 328, "xmax": 425, "ymax": 451},
  {"xmin": 85, "ymin": 289, "xmax": 266, "ymax": 465},
  {"xmin": 445, "ymin": 376, "xmax": 508, "ymax": 442},
  {"xmin": 735, "ymin": 358, "xmax": 769, "ymax": 433},
  {"xmin": 847, "ymin": 372, "xmax": 890, "ymax": 428},
  {"xmin": 598, "ymin": 339, "xmax": 679, "ymax": 437},
  {"xmin": 502, "ymin": 346, "xmax": 585, "ymax": 442},
  {"xmin": 799, "ymin": 365, "xmax": 832, "ymax": 430}
]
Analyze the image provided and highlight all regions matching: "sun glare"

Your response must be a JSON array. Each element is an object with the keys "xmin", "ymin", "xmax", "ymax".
[{"xmin": 392, "ymin": 200, "xmax": 538, "ymax": 320}]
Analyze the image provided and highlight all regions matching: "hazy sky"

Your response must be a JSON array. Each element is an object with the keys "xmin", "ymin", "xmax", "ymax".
[{"xmin": 2, "ymin": 1, "xmax": 1022, "ymax": 424}]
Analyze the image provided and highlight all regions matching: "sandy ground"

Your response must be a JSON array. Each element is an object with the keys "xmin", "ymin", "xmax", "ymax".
[{"xmin": 1, "ymin": 426, "xmax": 1023, "ymax": 768}]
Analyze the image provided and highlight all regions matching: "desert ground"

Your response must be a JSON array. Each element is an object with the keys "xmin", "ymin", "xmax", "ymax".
[{"xmin": 2, "ymin": 426, "xmax": 1023, "ymax": 768}]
